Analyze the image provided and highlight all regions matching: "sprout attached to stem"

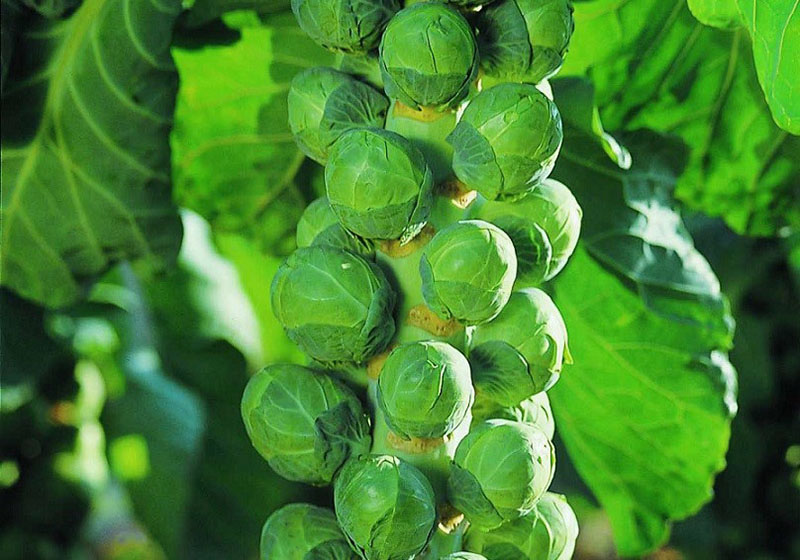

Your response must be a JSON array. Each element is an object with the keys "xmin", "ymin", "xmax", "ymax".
[
  {"xmin": 475, "ymin": 0, "xmax": 575, "ymax": 84},
  {"xmin": 271, "ymin": 246, "xmax": 396, "ymax": 364},
  {"xmin": 464, "ymin": 492, "xmax": 579, "ymax": 559},
  {"xmin": 470, "ymin": 288, "xmax": 570, "ymax": 396},
  {"xmin": 379, "ymin": 2, "xmax": 478, "ymax": 110},
  {"xmin": 291, "ymin": 0, "xmax": 401, "ymax": 54},
  {"xmin": 475, "ymin": 179, "xmax": 581, "ymax": 285},
  {"xmin": 241, "ymin": 365, "xmax": 371, "ymax": 485},
  {"xmin": 334, "ymin": 455, "xmax": 437, "ymax": 560},
  {"xmin": 288, "ymin": 67, "xmax": 390, "ymax": 164},
  {"xmin": 377, "ymin": 340, "xmax": 474, "ymax": 440},
  {"xmin": 448, "ymin": 419, "xmax": 555, "ymax": 530},
  {"xmin": 260, "ymin": 503, "xmax": 357, "ymax": 560},
  {"xmin": 448, "ymin": 83, "xmax": 563, "ymax": 201},
  {"xmin": 420, "ymin": 220, "xmax": 517, "ymax": 325},
  {"xmin": 326, "ymin": 128, "xmax": 434, "ymax": 243}
]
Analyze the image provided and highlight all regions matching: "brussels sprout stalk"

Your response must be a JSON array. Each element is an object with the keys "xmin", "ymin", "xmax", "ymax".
[{"xmin": 385, "ymin": 100, "xmax": 459, "ymax": 183}]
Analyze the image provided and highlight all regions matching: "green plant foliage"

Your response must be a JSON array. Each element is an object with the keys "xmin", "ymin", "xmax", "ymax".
[
  {"xmin": 260, "ymin": 503, "xmax": 357, "ymax": 560},
  {"xmin": 560, "ymin": 0, "xmax": 799, "ymax": 235},
  {"xmin": 1, "ymin": 0, "xmax": 184, "ymax": 308},
  {"xmin": 171, "ymin": 12, "xmax": 334, "ymax": 256},
  {"xmin": 735, "ymin": 0, "xmax": 800, "ymax": 134},
  {"xmin": 547, "ymin": 78, "xmax": 738, "ymax": 555},
  {"xmin": 334, "ymin": 455, "xmax": 437, "ymax": 560},
  {"xmin": 241, "ymin": 364, "xmax": 371, "ymax": 485},
  {"xmin": 448, "ymin": 83, "xmax": 563, "ymax": 200},
  {"xmin": 448, "ymin": 419, "xmax": 555, "ymax": 530},
  {"xmin": 379, "ymin": 2, "xmax": 478, "ymax": 109}
]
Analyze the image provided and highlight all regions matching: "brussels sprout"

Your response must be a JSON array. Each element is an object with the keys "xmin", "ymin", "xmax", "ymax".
[
  {"xmin": 476, "ymin": 179, "xmax": 581, "ymax": 285},
  {"xmin": 475, "ymin": 0, "xmax": 574, "ymax": 84},
  {"xmin": 448, "ymin": 419, "xmax": 555, "ymax": 529},
  {"xmin": 379, "ymin": 3, "xmax": 478, "ymax": 109},
  {"xmin": 470, "ymin": 288, "xmax": 569, "ymax": 394},
  {"xmin": 377, "ymin": 341, "xmax": 474, "ymax": 439},
  {"xmin": 325, "ymin": 128, "xmax": 434, "ymax": 242},
  {"xmin": 464, "ymin": 492, "xmax": 579, "ymax": 560},
  {"xmin": 291, "ymin": 0, "xmax": 400, "ymax": 54},
  {"xmin": 334, "ymin": 455, "xmax": 437, "ymax": 560},
  {"xmin": 288, "ymin": 67, "xmax": 390, "ymax": 164},
  {"xmin": 241, "ymin": 364, "xmax": 371, "ymax": 485},
  {"xmin": 260, "ymin": 503, "xmax": 357, "ymax": 560},
  {"xmin": 440, "ymin": 554, "xmax": 488, "ymax": 560},
  {"xmin": 471, "ymin": 389, "xmax": 555, "ymax": 440},
  {"xmin": 297, "ymin": 197, "xmax": 375, "ymax": 258},
  {"xmin": 420, "ymin": 220, "xmax": 517, "ymax": 325},
  {"xmin": 271, "ymin": 246, "xmax": 396, "ymax": 364},
  {"xmin": 448, "ymin": 83, "xmax": 562, "ymax": 200}
]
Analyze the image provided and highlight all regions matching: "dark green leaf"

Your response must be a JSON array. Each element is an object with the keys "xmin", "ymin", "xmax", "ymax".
[
  {"xmin": 1, "ymin": 0, "xmax": 184, "ymax": 307},
  {"xmin": 549, "ymin": 78, "xmax": 737, "ymax": 555}
]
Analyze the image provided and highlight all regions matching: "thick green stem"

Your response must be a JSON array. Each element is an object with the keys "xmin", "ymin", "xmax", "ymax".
[{"xmin": 385, "ymin": 100, "xmax": 458, "ymax": 183}]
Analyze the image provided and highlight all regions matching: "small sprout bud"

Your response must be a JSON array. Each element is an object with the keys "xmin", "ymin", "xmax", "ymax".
[
  {"xmin": 476, "ymin": 179, "xmax": 582, "ymax": 285},
  {"xmin": 471, "ymin": 288, "xmax": 570, "ymax": 394},
  {"xmin": 448, "ymin": 83, "xmax": 563, "ymax": 200},
  {"xmin": 326, "ymin": 128, "xmax": 434, "ymax": 242},
  {"xmin": 379, "ymin": 3, "xmax": 478, "ymax": 109},
  {"xmin": 464, "ymin": 492, "xmax": 579, "ymax": 560},
  {"xmin": 471, "ymin": 391, "xmax": 555, "ymax": 440},
  {"xmin": 288, "ymin": 67, "xmax": 389, "ymax": 164},
  {"xmin": 448, "ymin": 419, "xmax": 555, "ymax": 529},
  {"xmin": 377, "ymin": 341, "xmax": 474, "ymax": 439},
  {"xmin": 271, "ymin": 246, "xmax": 396, "ymax": 364},
  {"xmin": 260, "ymin": 503, "xmax": 357, "ymax": 560},
  {"xmin": 475, "ymin": 0, "xmax": 575, "ymax": 84},
  {"xmin": 440, "ymin": 554, "xmax": 488, "ymax": 560},
  {"xmin": 420, "ymin": 220, "xmax": 517, "ymax": 325},
  {"xmin": 241, "ymin": 365, "xmax": 371, "ymax": 485},
  {"xmin": 297, "ymin": 197, "xmax": 375, "ymax": 258},
  {"xmin": 291, "ymin": 0, "xmax": 400, "ymax": 54},
  {"xmin": 334, "ymin": 455, "xmax": 437, "ymax": 560}
]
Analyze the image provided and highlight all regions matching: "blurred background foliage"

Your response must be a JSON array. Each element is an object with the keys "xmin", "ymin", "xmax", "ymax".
[{"xmin": 1, "ymin": 0, "xmax": 798, "ymax": 559}]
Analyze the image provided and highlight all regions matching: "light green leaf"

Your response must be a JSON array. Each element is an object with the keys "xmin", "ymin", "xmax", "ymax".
[
  {"xmin": 1, "ymin": 0, "xmax": 184, "ymax": 308},
  {"xmin": 687, "ymin": 0, "xmax": 741, "ymax": 28},
  {"xmin": 180, "ymin": 0, "xmax": 291, "ymax": 28},
  {"xmin": 171, "ymin": 11, "xmax": 334, "ymax": 255},
  {"xmin": 561, "ymin": 0, "xmax": 800, "ymax": 235},
  {"xmin": 551, "ymin": 249, "xmax": 736, "ymax": 555},
  {"xmin": 736, "ymin": 0, "xmax": 800, "ymax": 134},
  {"xmin": 550, "ymin": 78, "xmax": 737, "ymax": 555}
]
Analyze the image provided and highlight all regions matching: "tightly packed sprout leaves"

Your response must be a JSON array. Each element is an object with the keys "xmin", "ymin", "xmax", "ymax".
[{"xmin": 245, "ymin": 2, "xmax": 583, "ymax": 559}]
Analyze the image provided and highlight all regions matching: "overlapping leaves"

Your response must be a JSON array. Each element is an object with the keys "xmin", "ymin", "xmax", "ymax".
[
  {"xmin": 1, "ymin": 0, "xmax": 184, "ymax": 308},
  {"xmin": 549, "ymin": 78, "xmax": 737, "ymax": 555},
  {"xmin": 561, "ymin": 0, "xmax": 799, "ymax": 236}
]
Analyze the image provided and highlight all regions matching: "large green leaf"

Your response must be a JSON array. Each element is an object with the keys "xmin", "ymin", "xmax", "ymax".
[
  {"xmin": 561, "ymin": 0, "xmax": 800, "ymax": 236},
  {"xmin": 735, "ymin": 0, "xmax": 800, "ymax": 134},
  {"xmin": 171, "ymin": 11, "xmax": 333, "ymax": 256},
  {"xmin": 549, "ymin": 78, "xmax": 737, "ymax": 556},
  {"xmin": 0, "ymin": 0, "xmax": 184, "ymax": 308}
]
